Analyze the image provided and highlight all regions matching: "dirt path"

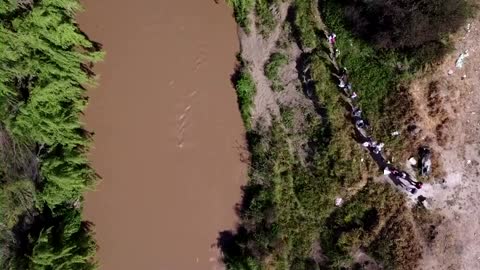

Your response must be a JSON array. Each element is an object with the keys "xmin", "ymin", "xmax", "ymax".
[
  {"xmin": 240, "ymin": 1, "xmax": 291, "ymax": 127},
  {"xmin": 78, "ymin": 1, "xmax": 247, "ymax": 269}
]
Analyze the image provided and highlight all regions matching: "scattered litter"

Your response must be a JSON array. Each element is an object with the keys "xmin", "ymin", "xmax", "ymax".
[
  {"xmin": 467, "ymin": 160, "xmax": 472, "ymax": 165},
  {"xmin": 419, "ymin": 147, "xmax": 432, "ymax": 176},
  {"xmin": 360, "ymin": 158, "xmax": 364, "ymax": 162},
  {"xmin": 384, "ymin": 168, "xmax": 391, "ymax": 175},
  {"xmin": 408, "ymin": 157, "xmax": 417, "ymax": 166},
  {"xmin": 448, "ymin": 69, "xmax": 454, "ymax": 75},
  {"xmin": 456, "ymin": 50, "xmax": 469, "ymax": 68},
  {"xmin": 362, "ymin": 142, "xmax": 371, "ymax": 148},
  {"xmin": 466, "ymin": 23, "xmax": 471, "ymax": 33},
  {"xmin": 391, "ymin": 131, "xmax": 400, "ymax": 136},
  {"xmin": 335, "ymin": 197, "xmax": 343, "ymax": 206},
  {"xmin": 462, "ymin": 74, "xmax": 467, "ymax": 80}
]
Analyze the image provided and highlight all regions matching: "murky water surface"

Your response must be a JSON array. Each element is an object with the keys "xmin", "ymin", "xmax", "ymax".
[{"xmin": 78, "ymin": 1, "xmax": 246, "ymax": 269}]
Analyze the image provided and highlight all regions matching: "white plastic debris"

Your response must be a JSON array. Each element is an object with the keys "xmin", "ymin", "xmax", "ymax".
[
  {"xmin": 448, "ymin": 69, "xmax": 454, "ymax": 75},
  {"xmin": 467, "ymin": 160, "xmax": 472, "ymax": 165},
  {"xmin": 391, "ymin": 131, "xmax": 400, "ymax": 136},
  {"xmin": 462, "ymin": 74, "xmax": 467, "ymax": 80},
  {"xmin": 384, "ymin": 168, "xmax": 391, "ymax": 175},
  {"xmin": 408, "ymin": 157, "xmax": 418, "ymax": 166},
  {"xmin": 456, "ymin": 50, "xmax": 469, "ymax": 68},
  {"xmin": 466, "ymin": 23, "xmax": 471, "ymax": 33},
  {"xmin": 335, "ymin": 197, "xmax": 343, "ymax": 206},
  {"xmin": 360, "ymin": 158, "xmax": 364, "ymax": 162}
]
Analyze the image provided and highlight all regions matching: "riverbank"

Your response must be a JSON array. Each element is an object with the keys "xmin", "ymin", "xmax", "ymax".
[
  {"xmin": 221, "ymin": 0, "xmax": 475, "ymax": 269},
  {"xmin": 79, "ymin": 0, "xmax": 247, "ymax": 269}
]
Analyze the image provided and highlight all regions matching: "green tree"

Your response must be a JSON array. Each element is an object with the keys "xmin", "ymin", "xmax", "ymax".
[{"xmin": 29, "ymin": 209, "xmax": 97, "ymax": 270}]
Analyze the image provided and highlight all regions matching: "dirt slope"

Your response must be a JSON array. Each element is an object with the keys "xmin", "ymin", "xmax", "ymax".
[
  {"xmin": 240, "ymin": 1, "xmax": 291, "ymax": 128},
  {"xmin": 408, "ymin": 17, "xmax": 480, "ymax": 270}
]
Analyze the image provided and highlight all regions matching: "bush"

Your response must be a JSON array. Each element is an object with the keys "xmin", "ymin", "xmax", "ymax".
[
  {"xmin": 0, "ymin": 180, "xmax": 36, "ymax": 229},
  {"xmin": 255, "ymin": 0, "xmax": 277, "ymax": 36},
  {"xmin": 235, "ymin": 68, "xmax": 256, "ymax": 130},
  {"xmin": 265, "ymin": 53, "xmax": 288, "ymax": 91},
  {"xmin": 227, "ymin": 0, "xmax": 255, "ymax": 31},
  {"xmin": 292, "ymin": 0, "xmax": 318, "ymax": 49}
]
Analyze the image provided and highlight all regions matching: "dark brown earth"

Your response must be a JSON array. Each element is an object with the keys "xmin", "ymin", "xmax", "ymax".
[{"xmin": 78, "ymin": 1, "xmax": 246, "ymax": 269}]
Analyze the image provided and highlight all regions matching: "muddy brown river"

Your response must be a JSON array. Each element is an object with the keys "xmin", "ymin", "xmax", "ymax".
[{"xmin": 78, "ymin": 1, "xmax": 246, "ymax": 269}]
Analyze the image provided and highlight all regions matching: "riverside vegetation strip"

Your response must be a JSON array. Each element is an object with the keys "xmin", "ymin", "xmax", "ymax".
[
  {"xmin": 0, "ymin": 0, "xmax": 103, "ymax": 269},
  {"xmin": 222, "ymin": 0, "xmax": 474, "ymax": 269}
]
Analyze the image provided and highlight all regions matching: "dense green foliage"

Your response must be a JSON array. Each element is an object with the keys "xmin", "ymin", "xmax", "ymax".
[
  {"xmin": 320, "ymin": 0, "xmax": 446, "ymax": 154},
  {"xmin": 292, "ymin": 0, "xmax": 317, "ymax": 49},
  {"xmin": 29, "ymin": 209, "xmax": 97, "ymax": 270},
  {"xmin": 235, "ymin": 66, "xmax": 256, "ymax": 130},
  {"xmin": 0, "ymin": 0, "xmax": 103, "ymax": 268},
  {"xmin": 265, "ymin": 52, "xmax": 288, "ymax": 91},
  {"xmin": 227, "ymin": 0, "xmax": 255, "ymax": 31},
  {"xmin": 320, "ymin": 0, "xmax": 474, "ymax": 150},
  {"xmin": 255, "ymin": 0, "xmax": 277, "ymax": 36},
  {"xmin": 227, "ymin": 0, "xmax": 280, "ymax": 35}
]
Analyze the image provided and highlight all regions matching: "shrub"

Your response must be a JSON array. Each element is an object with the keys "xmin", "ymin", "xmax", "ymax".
[
  {"xmin": 0, "ymin": 180, "xmax": 36, "ymax": 229},
  {"xmin": 255, "ymin": 0, "xmax": 277, "ymax": 36},
  {"xmin": 265, "ymin": 52, "xmax": 288, "ymax": 91},
  {"xmin": 292, "ymin": 0, "xmax": 318, "ymax": 49},
  {"xmin": 235, "ymin": 68, "xmax": 256, "ymax": 130},
  {"xmin": 227, "ymin": 0, "xmax": 255, "ymax": 31}
]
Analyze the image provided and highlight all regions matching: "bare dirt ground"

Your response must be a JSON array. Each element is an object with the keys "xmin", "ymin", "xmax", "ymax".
[
  {"xmin": 239, "ymin": 1, "xmax": 291, "ymax": 128},
  {"xmin": 408, "ymin": 16, "xmax": 480, "ymax": 270}
]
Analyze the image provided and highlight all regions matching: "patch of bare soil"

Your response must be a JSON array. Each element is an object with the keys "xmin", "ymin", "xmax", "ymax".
[
  {"xmin": 239, "ymin": 1, "xmax": 291, "ymax": 128},
  {"xmin": 408, "ymin": 17, "xmax": 480, "ymax": 270}
]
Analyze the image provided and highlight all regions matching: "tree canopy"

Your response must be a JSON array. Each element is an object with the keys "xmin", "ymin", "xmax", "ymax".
[{"xmin": 0, "ymin": 0, "xmax": 103, "ymax": 268}]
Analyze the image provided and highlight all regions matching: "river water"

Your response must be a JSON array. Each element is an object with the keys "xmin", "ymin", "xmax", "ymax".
[{"xmin": 78, "ymin": 1, "xmax": 246, "ymax": 269}]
